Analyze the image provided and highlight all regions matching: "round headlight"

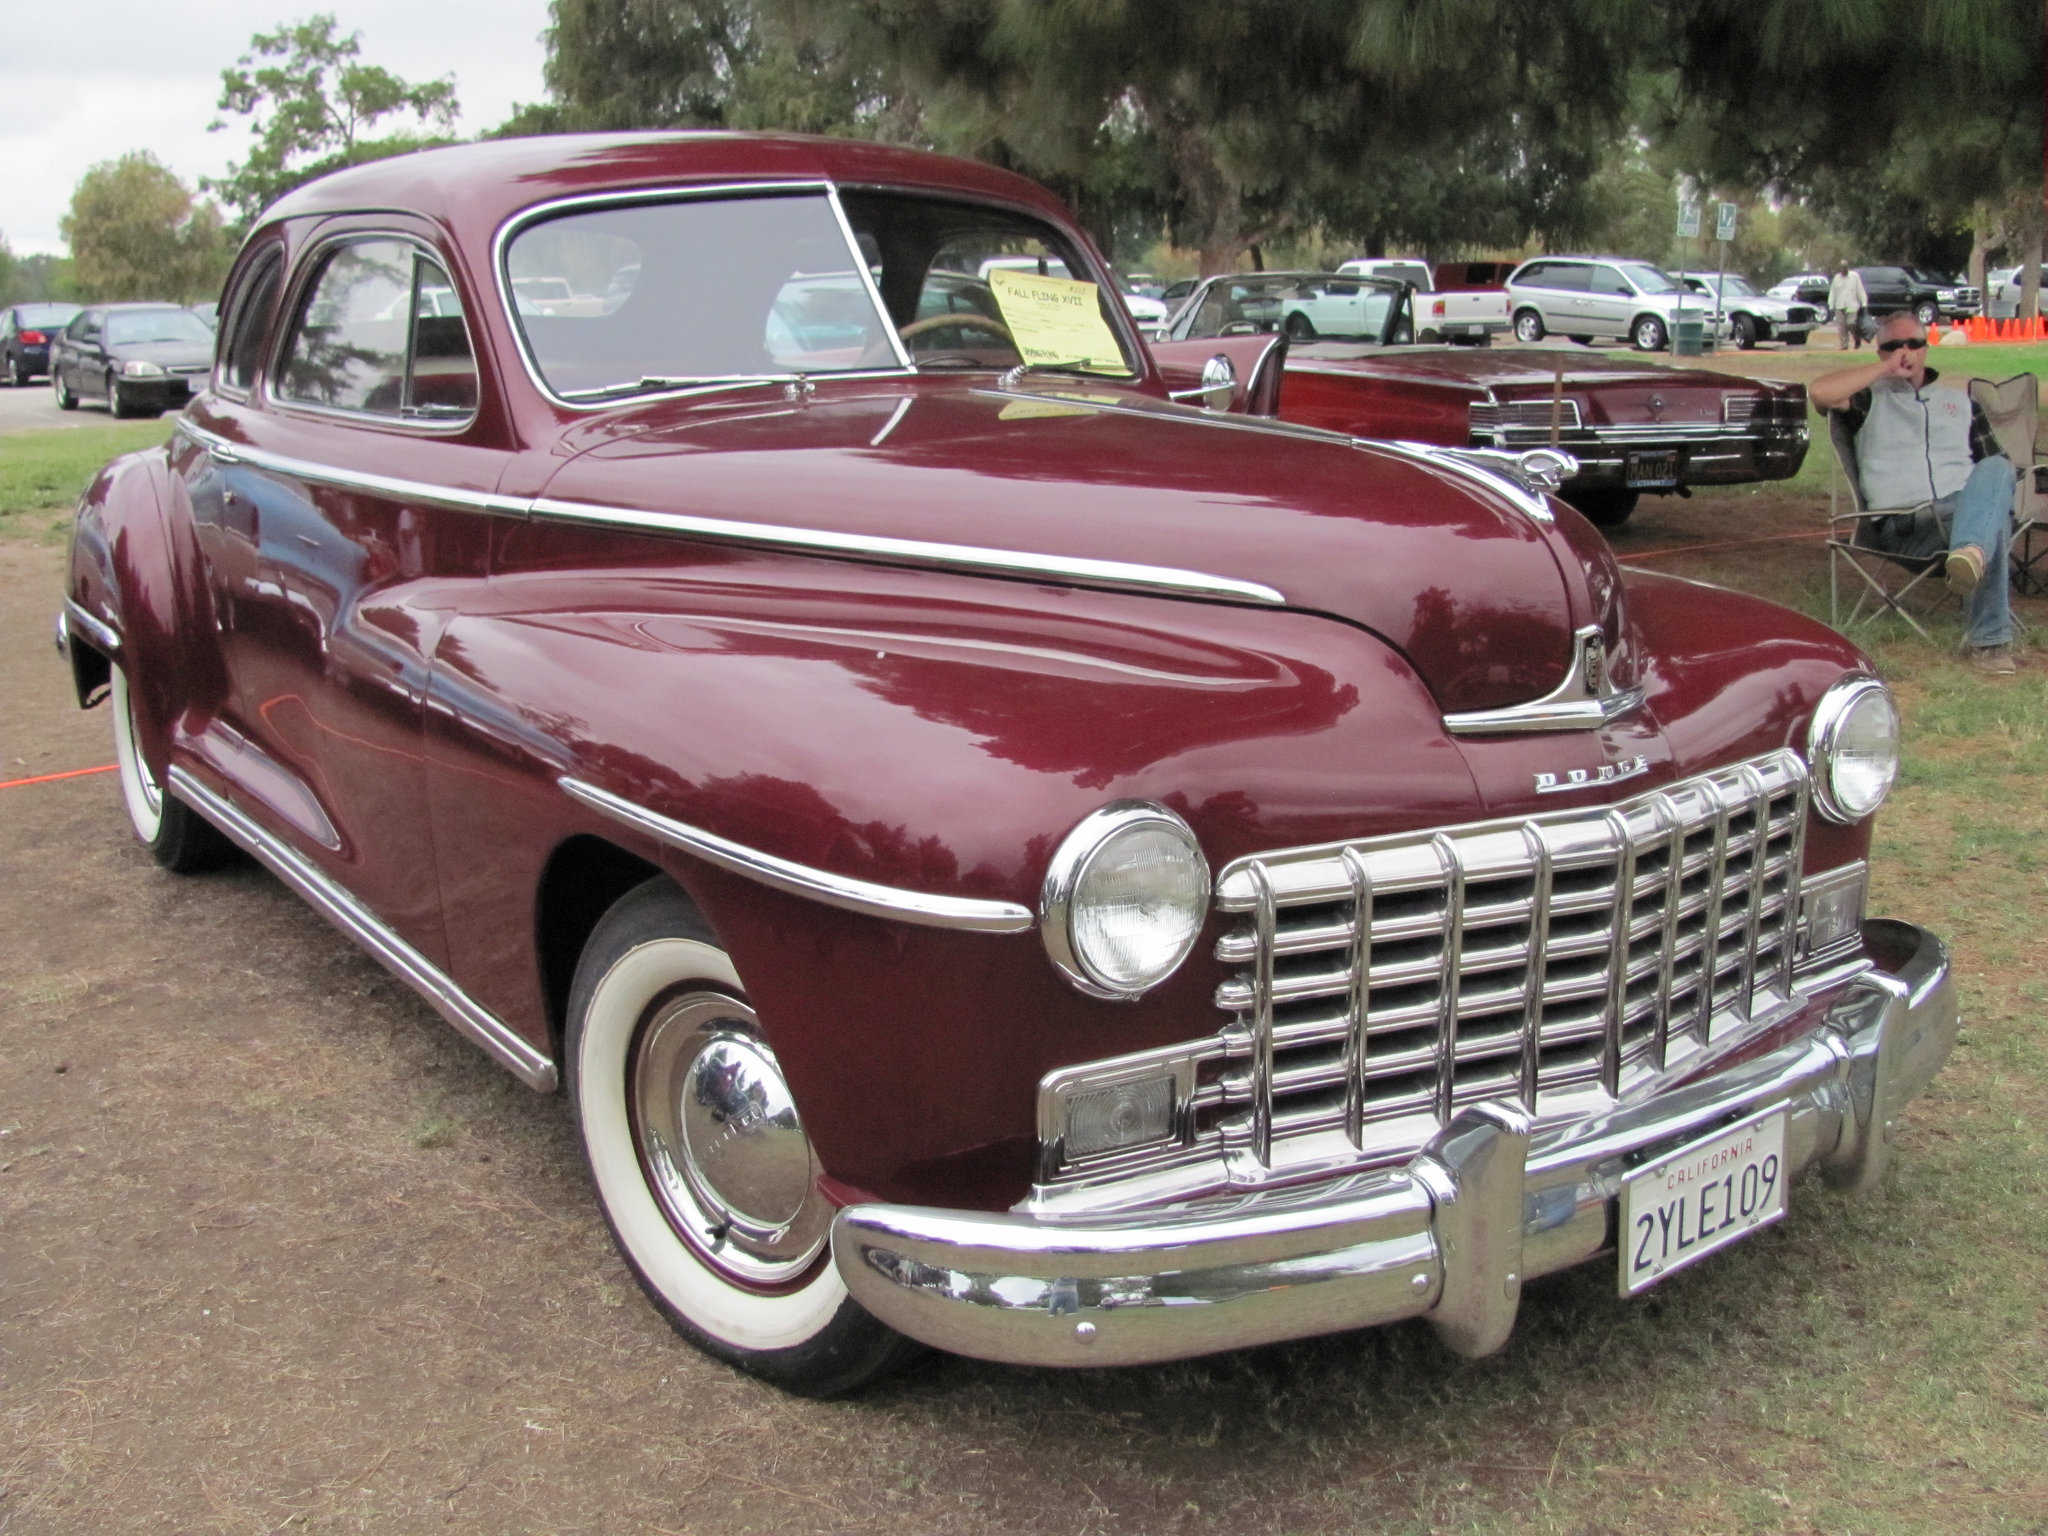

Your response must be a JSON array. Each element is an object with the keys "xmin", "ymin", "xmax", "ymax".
[
  {"xmin": 1041, "ymin": 802, "xmax": 1210, "ymax": 999},
  {"xmin": 1807, "ymin": 677, "xmax": 1900, "ymax": 823}
]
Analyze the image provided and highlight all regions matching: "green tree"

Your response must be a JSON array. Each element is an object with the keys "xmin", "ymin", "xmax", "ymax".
[
  {"xmin": 0, "ymin": 233, "xmax": 16, "ymax": 302},
  {"xmin": 208, "ymin": 14, "xmax": 460, "ymax": 226},
  {"xmin": 61, "ymin": 153, "xmax": 231, "ymax": 303}
]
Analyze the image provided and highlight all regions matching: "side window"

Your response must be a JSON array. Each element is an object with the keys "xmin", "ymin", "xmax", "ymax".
[
  {"xmin": 217, "ymin": 249, "xmax": 285, "ymax": 396},
  {"xmin": 1546, "ymin": 263, "xmax": 1591, "ymax": 292},
  {"xmin": 278, "ymin": 238, "xmax": 477, "ymax": 422},
  {"xmin": 1591, "ymin": 266, "xmax": 1633, "ymax": 297}
]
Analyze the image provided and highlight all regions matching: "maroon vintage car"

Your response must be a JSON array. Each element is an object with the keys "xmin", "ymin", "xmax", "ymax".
[
  {"xmin": 1153, "ymin": 273, "xmax": 1809, "ymax": 527},
  {"xmin": 58, "ymin": 132, "xmax": 1953, "ymax": 1396}
]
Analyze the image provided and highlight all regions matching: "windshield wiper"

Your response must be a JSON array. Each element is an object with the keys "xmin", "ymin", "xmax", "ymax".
[
  {"xmin": 996, "ymin": 360, "xmax": 1129, "ymax": 387},
  {"xmin": 559, "ymin": 375, "xmax": 718, "ymax": 402}
]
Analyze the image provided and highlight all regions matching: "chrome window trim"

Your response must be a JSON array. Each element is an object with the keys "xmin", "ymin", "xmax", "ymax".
[
  {"xmin": 823, "ymin": 183, "xmax": 915, "ymax": 372},
  {"xmin": 174, "ymin": 418, "xmax": 1285, "ymax": 606},
  {"xmin": 559, "ymin": 776, "xmax": 1034, "ymax": 933},
  {"xmin": 1039, "ymin": 801, "xmax": 1211, "ymax": 1000},
  {"xmin": 167, "ymin": 764, "xmax": 557, "ymax": 1091},
  {"xmin": 210, "ymin": 242, "xmax": 287, "ymax": 403},
  {"xmin": 174, "ymin": 419, "xmax": 529, "ymax": 516},
  {"xmin": 491, "ymin": 180, "xmax": 921, "ymax": 412},
  {"xmin": 263, "ymin": 232, "xmax": 481, "ymax": 435}
]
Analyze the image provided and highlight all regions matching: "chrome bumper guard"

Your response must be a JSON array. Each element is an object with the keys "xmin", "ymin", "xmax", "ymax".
[{"xmin": 832, "ymin": 919, "xmax": 1955, "ymax": 1368}]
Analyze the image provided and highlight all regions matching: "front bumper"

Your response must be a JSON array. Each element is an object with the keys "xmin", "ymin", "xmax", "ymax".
[{"xmin": 832, "ymin": 919, "xmax": 1955, "ymax": 1368}]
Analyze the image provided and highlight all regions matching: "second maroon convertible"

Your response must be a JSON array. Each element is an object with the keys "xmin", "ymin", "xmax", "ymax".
[{"xmin": 60, "ymin": 133, "xmax": 1953, "ymax": 1395}]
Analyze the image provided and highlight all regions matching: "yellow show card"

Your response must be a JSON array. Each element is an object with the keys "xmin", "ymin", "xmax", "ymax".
[{"xmin": 986, "ymin": 270, "xmax": 1127, "ymax": 374}]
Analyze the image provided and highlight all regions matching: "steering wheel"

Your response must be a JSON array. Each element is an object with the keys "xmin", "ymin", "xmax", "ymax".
[{"xmin": 899, "ymin": 312, "xmax": 1013, "ymax": 344}]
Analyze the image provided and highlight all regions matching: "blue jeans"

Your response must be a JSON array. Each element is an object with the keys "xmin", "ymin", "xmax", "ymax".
[{"xmin": 1872, "ymin": 455, "xmax": 2014, "ymax": 646}]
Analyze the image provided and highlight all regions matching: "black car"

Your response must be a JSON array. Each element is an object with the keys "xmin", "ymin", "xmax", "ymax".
[
  {"xmin": 1899, "ymin": 267, "xmax": 1980, "ymax": 319},
  {"xmin": 1851, "ymin": 266, "xmax": 1944, "ymax": 327},
  {"xmin": 50, "ymin": 303, "xmax": 215, "ymax": 417},
  {"xmin": 1, "ymin": 302, "xmax": 82, "ymax": 385}
]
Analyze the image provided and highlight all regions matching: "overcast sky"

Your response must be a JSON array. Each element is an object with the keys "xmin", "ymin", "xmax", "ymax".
[{"xmin": 1, "ymin": 1, "xmax": 553, "ymax": 255}]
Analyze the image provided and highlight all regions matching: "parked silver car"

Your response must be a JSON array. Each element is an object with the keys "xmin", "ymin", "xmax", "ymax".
[
  {"xmin": 1505, "ymin": 256, "xmax": 1724, "ymax": 351},
  {"xmin": 1679, "ymin": 273, "xmax": 1821, "ymax": 348}
]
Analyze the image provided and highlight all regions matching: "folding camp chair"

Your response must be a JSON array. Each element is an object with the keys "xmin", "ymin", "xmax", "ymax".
[
  {"xmin": 1826, "ymin": 411, "xmax": 1947, "ymax": 641},
  {"xmin": 1965, "ymin": 373, "xmax": 2047, "ymax": 597}
]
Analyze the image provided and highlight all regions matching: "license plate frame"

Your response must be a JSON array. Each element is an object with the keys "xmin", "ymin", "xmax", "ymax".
[
  {"xmin": 1624, "ymin": 449, "xmax": 1680, "ymax": 488},
  {"xmin": 1619, "ymin": 1110, "xmax": 1787, "ymax": 1296}
]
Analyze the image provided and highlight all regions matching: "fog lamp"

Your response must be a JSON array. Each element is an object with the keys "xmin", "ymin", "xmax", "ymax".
[
  {"xmin": 1041, "ymin": 802, "xmax": 1209, "ymax": 999},
  {"xmin": 1064, "ymin": 1075, "xmax": 1176, "ymax": 1158},
  {"xmin": 1807, "ymin": 677, "xmax": 1899, "ymax": 823}
]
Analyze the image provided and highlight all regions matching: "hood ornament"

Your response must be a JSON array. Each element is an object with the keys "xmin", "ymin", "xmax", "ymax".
[{"xmin": 1442, "ymin": 625, "xmax": 1646, "ymax": 736}]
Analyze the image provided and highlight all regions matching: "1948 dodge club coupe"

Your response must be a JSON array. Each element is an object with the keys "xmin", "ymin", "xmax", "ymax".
[{"xmin": 58, "ymin": 133, "xmax": 1957, "ymax": 1396}]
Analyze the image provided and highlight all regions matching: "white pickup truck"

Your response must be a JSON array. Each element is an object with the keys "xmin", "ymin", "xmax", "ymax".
[{"xmin": 1338, "ymin": 257, "xmax": 1510, "ymax": 345}]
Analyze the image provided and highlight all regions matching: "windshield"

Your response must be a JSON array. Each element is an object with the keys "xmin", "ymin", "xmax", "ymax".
[
  {"xmin": 105, "ymin": 309, "xmax": 214, "ymax": 346},
  {"xmin": 503, "ymin": 188, "xmax": 1136, "ymax": 398},
  {"xmin": 16, "ymin": 303, "xmax": 79, "ymax": 328},
  {"xmin": 1172, "ymin": 274, "xmax": 1404, "ymax": 343},
  {"xmin": 1619, "ymin": 264, "xmax": 1681, "ymax": 295}
]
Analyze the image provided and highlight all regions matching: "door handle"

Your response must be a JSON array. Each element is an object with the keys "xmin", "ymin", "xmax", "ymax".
[{"xmin": 209, "ymin": 443, "xmax": 241, "ymax": 466}]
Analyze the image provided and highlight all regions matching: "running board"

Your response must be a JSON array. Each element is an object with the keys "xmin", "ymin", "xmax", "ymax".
[{"xmin": 167, "ymin": 765, "xmax": 558, "ymax": 1092}]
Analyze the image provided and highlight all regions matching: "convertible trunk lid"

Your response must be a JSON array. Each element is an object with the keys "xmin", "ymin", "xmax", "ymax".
[{"xmin": 535, "ymin": 380, "xmax": 1599, "ymax": 714}]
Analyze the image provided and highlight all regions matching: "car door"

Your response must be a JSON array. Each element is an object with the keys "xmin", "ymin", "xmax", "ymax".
[
  {"xmin": 60, "ymin": 311, "xmax": 105, "ymax": 397},
  {"xmin": 1584, "ymin": 264, "xmax": 1636, "ymax": 337},
  {"xmin": 1537, "ymin": 262, "xmax": 1591, "ymax": 331},
  {"xmin": 177, "ymin": 229, "xmax": 494, "ymax": 966}
]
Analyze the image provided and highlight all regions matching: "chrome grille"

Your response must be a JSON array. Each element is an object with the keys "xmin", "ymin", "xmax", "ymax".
[{"xmin": 1208, "ymin": 752, "xmax": 1808, "ymax": 1169}]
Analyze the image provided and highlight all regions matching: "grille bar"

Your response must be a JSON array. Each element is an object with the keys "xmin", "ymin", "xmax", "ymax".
[{"xmin": 1209, "ymin": 751, "xmax": 1808, "ymax": 1171}]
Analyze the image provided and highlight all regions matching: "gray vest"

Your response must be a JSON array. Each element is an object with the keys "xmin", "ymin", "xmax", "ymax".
[{"xmin": 1856, "ymin": 378, "xmax": 1975, "ymax": 508}]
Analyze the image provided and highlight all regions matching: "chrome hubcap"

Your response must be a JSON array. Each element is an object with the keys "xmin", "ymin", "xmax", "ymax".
[{"xmin": 630, "ymin": 990, "xmax": 829, "ymax": 1286}]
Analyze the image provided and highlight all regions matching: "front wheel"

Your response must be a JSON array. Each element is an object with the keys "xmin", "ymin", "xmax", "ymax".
[
  {"xmin": 566, "ymin": 877, "xmax": 916, "ymax": 1396},
  {"xmin": 1631, "ymin": 315, "xmax": 1668, "ymax": 352},
  {"xmin": 1784, "ymin": 332, "xmax": 1808, "ymax": 346},
  {"xmin": 1914, "ymin": 300, "xmax": 1939, "ymax": 327},
  {"xmin": 1562, "ymin": 486, "xmax": 1639, "ymax": 528},
  {"xmin": 110, "ymin": 667, "xmax": 235, "ymax": 872},
  {"xmin": 1512, "ymin": 309, "xmax": 1545, "ymax": 343},
  {"xmin": 53, "ymin": 365, "xmax": 77, "ymax": 410},
  {"xmin": 1730, "ymin": 314, "xmax": 1758, "ymax": 349}
]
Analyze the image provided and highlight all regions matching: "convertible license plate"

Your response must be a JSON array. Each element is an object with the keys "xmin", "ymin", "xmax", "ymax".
[
  {"xmin": 1625, "ymin": 450, "xmax": 1679, "ymax": 487},
  {"xmin": 1619, "ymin": 1111, "xmax": 1786, "ymax": 1295}
]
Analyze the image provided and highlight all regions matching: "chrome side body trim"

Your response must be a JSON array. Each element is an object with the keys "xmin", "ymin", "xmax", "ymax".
[
  {"xmin": 173, "ymin": 419, "xmax": 1285, "ymax": 607},
  {"xmin": 832, "ymin": 920, "xmax": 1955, "ymax": 1368},
  {"xmin": 1443, "ymin": 623, "xmax": 1646, "ymax": 735},
  {"xmin": 62, "ymin": 597, "xmax": 121, "ymax": 656},
  {"xmin": 175, "ymin": 419, "xmax": 528, "ymax": 517},
  {"xmin": 559, "ymin": 776, "xmax": 1036, "ymax": 934},
  {"xmin": 528, "ymin": 495, "xmax": 1288, "ymax": 606},
  {"xmin": 167, "ymin": 765, "xmax": 558, "ymax": 1091}
]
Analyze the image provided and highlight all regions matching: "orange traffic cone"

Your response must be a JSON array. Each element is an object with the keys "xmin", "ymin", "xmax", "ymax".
[{"xmin": 1928, "ymin": 320, "xmax": 1944, "ymax": 344}]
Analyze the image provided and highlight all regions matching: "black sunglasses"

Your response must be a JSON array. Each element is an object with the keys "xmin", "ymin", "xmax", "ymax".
[{"xmin": 1877, "ymin": 337, "xmax": 1929, "ymax": 355}]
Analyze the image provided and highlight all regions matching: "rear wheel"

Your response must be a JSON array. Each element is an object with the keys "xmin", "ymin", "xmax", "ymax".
[
  {"xmin": 1630, "ymin": 316, "xmax": 1668, "ymax": 352},
  {"xmin": 566, "ymin": 877, "xmax": 916, "ymax": 1396},
  {"xmin": 1784, "ymin": 332, "xmax": 1808, "ymax": 346},
  {"xmin": 1283, "ymin": 311, "xmax": 1317, "ymax": 341},
  {"xmin": 110, "ymin": 666, "xmax": 235, "ymax": 872},
  {"xmin": 1513, "ymin": 309, "xmax": 1545, "ymax": 343},
  {"xmin": 1562, "ymin": 486, "xmax": 1639, "ymax": 528}
]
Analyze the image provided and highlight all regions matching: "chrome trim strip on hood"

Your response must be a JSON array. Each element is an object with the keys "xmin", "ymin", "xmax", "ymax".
[
  {"xmin": 1444, "ymin": 624, "xmax": 1646, "ymax": 735},
  {"xmin": 560, "ymin": 776, "xmax": 1038, "ymax": 933},
  {"xmin": 174, "ymin": 418, "xmax": 1286, "ymax": 607}
]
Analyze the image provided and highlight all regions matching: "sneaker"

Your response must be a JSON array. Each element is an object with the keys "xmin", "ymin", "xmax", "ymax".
[
  {"xmin": 1964, "ymin": 642, "xmax": 2018, "ymax": 676},
  {"xmin": 1945, "ymin": 545, "xmax": 1986, "ymax": 597}
]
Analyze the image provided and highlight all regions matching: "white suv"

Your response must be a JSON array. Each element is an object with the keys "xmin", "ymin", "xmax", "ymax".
[{"xmin": 1505, "ymin": 256, "xmax": 1723, "ymax": 351}]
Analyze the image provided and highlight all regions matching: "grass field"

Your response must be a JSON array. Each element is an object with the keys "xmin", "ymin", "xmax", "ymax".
[{"xmin": 0, "ymin": 418, "xmax": 176, "ymax": 538}]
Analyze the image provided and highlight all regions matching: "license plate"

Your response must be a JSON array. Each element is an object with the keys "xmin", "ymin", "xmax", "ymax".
[
  {"xmin": 1619, "ymin": 1110, "xmax": 1786, "ymax": 1295},
  {"xmin": 1625, "ymin": 450, "xmax": 1679, "ymax": 487}
]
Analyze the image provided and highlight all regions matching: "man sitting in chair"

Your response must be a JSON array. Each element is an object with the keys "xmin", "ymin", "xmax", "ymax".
[{"xmin": 1812, "ymin": 310, "xmax": 2018, "ymax": 674}]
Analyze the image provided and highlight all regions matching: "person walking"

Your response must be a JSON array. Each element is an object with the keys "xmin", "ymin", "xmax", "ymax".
[
  {"xmin": 1828, "ymin": 264, "xmax": 1868, "ymax": 349},
  {"xmin": 1811, "ymin": 311, "xmax": 2019, "ymax": 673}
]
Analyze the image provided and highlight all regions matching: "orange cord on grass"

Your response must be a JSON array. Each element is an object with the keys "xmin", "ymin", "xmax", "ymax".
[{"xmin": 0, "ymin": 763, "xmax": 117, "ymax": 791}]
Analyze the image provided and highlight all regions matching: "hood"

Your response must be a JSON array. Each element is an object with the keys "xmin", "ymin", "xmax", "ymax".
[
  {"xmin": 108, "ymin": 339, "xmax": 214, "ymax": 368},
  {"xmin": 536, "ymin": 379, "xmax": 1603, "ymax": 714}
]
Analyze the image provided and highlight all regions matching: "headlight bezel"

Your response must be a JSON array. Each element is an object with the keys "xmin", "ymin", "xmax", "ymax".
[
  {"xmin": 1040, "ymin": 801, "xmax": 1211, "ymax": 1000},
  {"xmin": 1807, "ymin": 675, "xmax": 1900, "ymax": 823}
]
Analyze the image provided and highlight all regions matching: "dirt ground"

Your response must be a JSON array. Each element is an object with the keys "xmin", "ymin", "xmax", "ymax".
[{"xmin": 1, "ymin": 460, "xmax": 2041, "ymax": 1534}]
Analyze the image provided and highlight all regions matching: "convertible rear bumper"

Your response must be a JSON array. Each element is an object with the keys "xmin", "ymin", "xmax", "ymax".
[{"xmin": 832, "ymin": 919, "xmax": 1954, "ymax": 1368}]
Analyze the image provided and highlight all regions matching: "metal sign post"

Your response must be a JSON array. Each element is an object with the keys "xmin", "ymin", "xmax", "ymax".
[
  {"xmin": 1675, "ymin": 201, "xmax": 1701, "ymax": 352},
  {"xmin": 1711, "ymin": 203, "xmax": 1737, "ymax": 353}
]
